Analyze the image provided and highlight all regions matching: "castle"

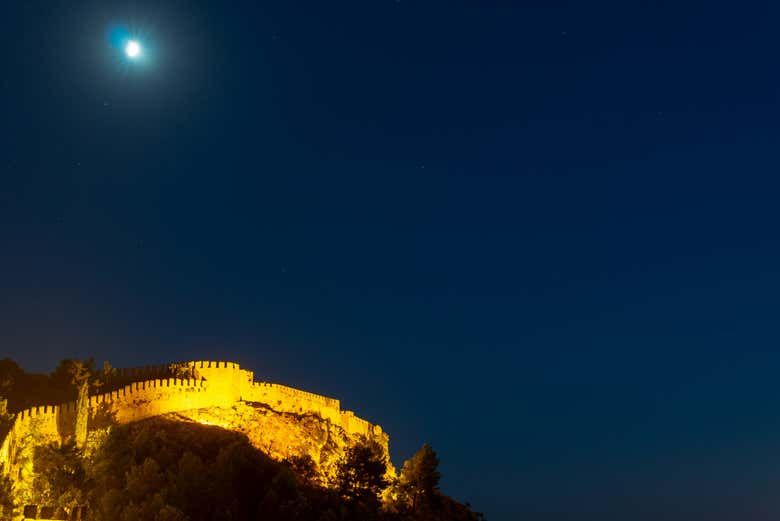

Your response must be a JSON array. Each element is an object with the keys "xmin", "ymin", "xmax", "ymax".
[{"xmin": 0, "ymin": 361, "xmax": 388, "ymax": 486}]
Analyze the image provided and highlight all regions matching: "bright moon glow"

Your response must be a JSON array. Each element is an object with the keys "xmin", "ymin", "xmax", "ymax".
[{"xmin": 125, "ymin": 40, "xmax": 141, "ymax": 58}]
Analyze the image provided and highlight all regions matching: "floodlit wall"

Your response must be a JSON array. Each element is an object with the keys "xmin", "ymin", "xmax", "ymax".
[
  {"xmin": 0, "ymin": 360, "xmax": 385, "ymax": 478},
  {"xmin": 340, "ymin": 410, "xmax": 383, "ymax": 438},
  {"xmin": 0, "ymin": 404, "xmax": 72, "ymax": 478},
  {"xmin": 89, "ymin": 378, "xmax": 208, "ymax": 424},
  {"xmin": 245, "ymin": 382, "xmax": 342, "ymax": 424}
]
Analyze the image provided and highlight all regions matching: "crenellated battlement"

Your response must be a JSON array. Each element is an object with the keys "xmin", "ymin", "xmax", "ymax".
[
  {"xmin": 0, "ymin": 360, "xmax": 386, "ymax": 480},
  {"xmin": 250, "ymin": 382, "xmax": 341, "ymax": 409},
  {"xmin": 88, "ymin": 378, "xmax": 206, "ymax": 408}
]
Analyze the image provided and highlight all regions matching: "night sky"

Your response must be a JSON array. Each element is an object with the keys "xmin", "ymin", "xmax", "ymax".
[{"xmin": 3, "ymin": 1, "xmax": 780, "ymax": 520}]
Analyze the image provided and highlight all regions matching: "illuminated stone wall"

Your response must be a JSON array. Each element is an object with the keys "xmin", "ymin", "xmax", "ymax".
[
  {"xmin": 88, "ymin": 378, "xmax": 209, "ymax": 424},
  {"xmin": 0, "ymin": 360, "xmax": 387, "ymax": 484}
]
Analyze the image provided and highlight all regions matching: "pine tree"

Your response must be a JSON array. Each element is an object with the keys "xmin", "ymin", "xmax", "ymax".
[
  {"xmin": 399, "ymin": 443, "xmax": 441, "ymax": 513},
  {"xmin": 336, "ymin": 440, "xmax": 388, "ymax": 507}
]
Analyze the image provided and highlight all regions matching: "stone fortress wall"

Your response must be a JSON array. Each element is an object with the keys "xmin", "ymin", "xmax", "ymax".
[{"xmin": 0, "ymin": 361, "xmax": 385, "ymax": 478}]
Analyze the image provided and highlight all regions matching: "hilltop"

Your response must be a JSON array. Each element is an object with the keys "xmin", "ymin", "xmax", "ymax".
[{"xmin": 0, "ymin": 358, "xmax": 484, "ymax": 521}]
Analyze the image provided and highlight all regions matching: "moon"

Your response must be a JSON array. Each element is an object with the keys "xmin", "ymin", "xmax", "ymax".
[{"xmin": 125, "ymin": 40, "xmax": 141, "ymax": 58}]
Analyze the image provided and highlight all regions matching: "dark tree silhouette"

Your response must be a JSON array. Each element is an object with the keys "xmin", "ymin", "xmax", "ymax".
[
  {"xmin": 399, "ymin": 444, "xmax": 441, "ymax": 513},
  {"xmin": 0, "ymin": 359, "xmax": 22, "ymax": 396},
  {"xmin": 0, "ymin": 398, "xmax": 12, "ymax": 438},
  {"xmin": 85, "ymin": 418, "xmax": 293, "ymax": 521},
  {"xmin": 32, "ymin": 441, "xmax": 87, "ymax": 509},
  {"xmin": 283, "ymin": 454, "xmax": 319, "ymax": 485},
  {"xmin": 336, "ymin": 439, "xmax": 388, "ymax": 508},
  {"xmin": 0, "ymin": 358, "xmax": 24, "ymax": 413},
  {"xmin": 0, "ymin": 474, "xmax": 13, "ymax": 518}
]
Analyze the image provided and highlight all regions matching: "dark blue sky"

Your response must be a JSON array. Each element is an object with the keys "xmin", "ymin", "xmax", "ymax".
[{"xmin": 3, "ymin": 1, "xmax": 780, "ymax": 519}]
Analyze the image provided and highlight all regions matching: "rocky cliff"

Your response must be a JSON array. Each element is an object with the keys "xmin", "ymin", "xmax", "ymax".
[{"xmin": 165, "ymin": 401, "xmax": 395, "ymax": 485}]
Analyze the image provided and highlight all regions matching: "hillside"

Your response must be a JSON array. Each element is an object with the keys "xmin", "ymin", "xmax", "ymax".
[{"xmin": 0, "ymin": 359, "xmax": 485, "ymax": 521}]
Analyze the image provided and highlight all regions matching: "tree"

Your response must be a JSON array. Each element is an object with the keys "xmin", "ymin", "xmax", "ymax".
[
  {"xmin": 169, "ymin": 363, "xmax": 199, "ymax": 381},
  {"xmin": 32, "ymin": 441, "xmax": 87, "ymax": 509},
  {"xmin": 283, "ymin": 454, "xmax": 319, "ymax": 485},
  {"xmin": 102, "ymin": 361, "xmax": 117, "ymax": 382},
  {"xmin": 0, "ymin": 474, "xmax": 13, "ymax": 519},
  {"xmin": 335, "ymin": 440, "xmax": 388, "ymax": 508},
  {"xmin": 398, "ymin": 444, "xmax": 441, "ymax": 513},
  {"xmin": 52, "ymin": 359, "xmax": 104, "ymax": 448},
  {"xmin": 0, "ymin": 359, "xmax": 23, "ymax": 394},
  {"xmin": 70, "ymin": 361, "xmax": 92, "ymax": 448},
  {"xmin": 0, "ymin": 358, "xmax": 24, "ymax": 412},
  {"xmin": 87, "ymin": 418, "xmax": 291, "ymax": 521},
  {"xmin": 0, "ymin": 398, "xmax": 13, "ymax": 431}
]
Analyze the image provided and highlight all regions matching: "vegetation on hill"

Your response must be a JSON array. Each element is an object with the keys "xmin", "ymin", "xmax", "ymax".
[
  {"xmin": 0, "ymin": 357, "xmax": 178, "ymax": 418},
  {"xmin": 0, "ymin": 358, "xmax": 112, "ymax": 448},
  {"xmin": 25, "ymin": 418, "xmax": 483, "ymax": 521},
  {"xmin": 0, "ymin": 358, "xmax": 486, "ymax": 521},
  {"xmin": 0, "ymin": 476, "xmax": 11, "ymax": 516},
  {"xmin": 394, "ymin": 444, "xmax": 441, "ymax": 515},
  {"xmin": 0, "ymin": 357, "xmax": 173, "ymax": 442},
  {"xmin": 0, "ymin": 358, "xmax": 110, "ymax": 413}
]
